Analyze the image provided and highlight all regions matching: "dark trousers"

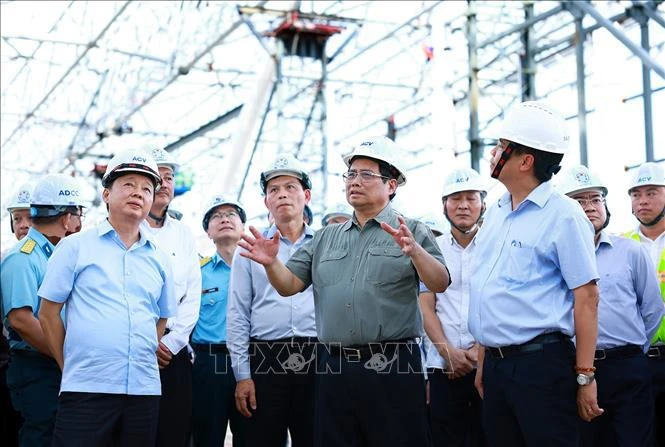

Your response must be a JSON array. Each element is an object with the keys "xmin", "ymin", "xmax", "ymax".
[
  {"xmin": 1, "ymin": 362, "xmax": 22, "ymax": 447},
  {"xmin": 5, "ymin": 350, "xmax": 61, "ymax": 447},
  {"xmin": 52, "ymin": 392, "xmax": 160, "ymax": 447},
  {"xmin": 649, "ymin": 354, "xmax": 665, "ymax": 447},
  {"xmin": 429, "ymin": 368, "xmax": 485, "ymax": 447},
  {"xmin": 315, "ymin": 342, "xmax": 430, "ymax": 447},
  {"xmin": 191, "ymin": 344, "xmax": 245, "ymax": 447},
  {"xmin": 244, "ymin": 340, "xmax": 317, "ymax": 447},
  {"xmin": 579, "ymin": 352, "xmax": 653, "ymax": 446},
  {"xmin": 482, "ymin": 340, "xmax": 578, "ymax": 447},
  {"xmin": 156, "ymin": 347, "xmax": 193, "ymax": 447}
]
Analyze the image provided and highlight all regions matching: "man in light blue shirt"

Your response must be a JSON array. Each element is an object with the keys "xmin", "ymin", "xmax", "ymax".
[
  {"xmin": 469, "ymin": 102, "xmax": 602, "ymax": 446},
  {"xmin": 38, "ymin": 149, "xmax": 176, "ymax": 446},
  {"xmin": 191, "ymin": 195, "xmax": 247, "ymax": 447},
  {"xmin": 1, "ymin": 174, "xmax": 85, "ymax": 447},
  {"xmin": 559, "ymin": 165, "xmax": 664, "ymax": 446},
  {"xmin": 227, "ymin": 154, "xmax": 317, "ymax": 447}
]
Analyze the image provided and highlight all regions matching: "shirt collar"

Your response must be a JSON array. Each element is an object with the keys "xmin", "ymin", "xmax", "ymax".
[
  {"xmin": 445, "ymin": 231, "xmax": 477, "ymax": 249},
  {"xmin": 210, "ymin": 252, "xmax": 231, "ymax": 269},
  {"xmin": 26, "ymin": 227, "xmax": 55, "ymax": 255},
  {"xmin": 266, "ymin": 222, "xmax": 315, "ymax": 241},
  {"xmin": 344, "ymin": 203, "xmax": 395, "ymax": 231},
  {"xmin": 597, "ymin": 230, "xmax": 613, "ymax": 248},
  {"xmin": 497, "ymin": 181, "xmax": 554, "ymax": 210},
  {"xmin": 98, "ymin": 218, "xmax": 154, "ymax": 249}
]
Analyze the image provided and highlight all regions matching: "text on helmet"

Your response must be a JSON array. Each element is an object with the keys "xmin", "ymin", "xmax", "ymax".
[
  {"xmin": 59, "ymin": 190, "xmax": 80, "ymax": 196},
  {"xmin": 132, "ymin": 156, "xmax": 147, "ymax": 163}
]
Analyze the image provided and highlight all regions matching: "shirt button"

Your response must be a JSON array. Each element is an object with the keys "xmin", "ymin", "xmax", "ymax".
[
  {"xmin": 346, "ymin": 303, "xmax": 351, "ymax": 308},
  {"xmin": 125, "ymin": 271, "xmax": 131, "ymax": 276},
  {"xmin": 350, "ymin": 277, "xmax": 354, "ymax": 281}
]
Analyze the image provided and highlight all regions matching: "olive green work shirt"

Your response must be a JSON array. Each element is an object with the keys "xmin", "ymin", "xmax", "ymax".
[{"xmin": 286, "ymin": 204, "xmax": 447, "ymax": 346}]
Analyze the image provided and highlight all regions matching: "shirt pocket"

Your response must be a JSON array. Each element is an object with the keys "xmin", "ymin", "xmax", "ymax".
[
  {"xmin": 367, "ymin": 246, "xmax": 412, "ymax": 284},
  {"xmin": 316, "ymin": 249, "xmax": 348, "ymax": 286},
  {"xmin": 504, "ymin": 242, "xmax": 534, "ymax": 285}
]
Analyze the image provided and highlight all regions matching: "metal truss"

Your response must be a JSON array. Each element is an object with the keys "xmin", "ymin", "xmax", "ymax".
[{"xmin": 1, "ymin": 0, "xmax": 664, "ymax": 242}]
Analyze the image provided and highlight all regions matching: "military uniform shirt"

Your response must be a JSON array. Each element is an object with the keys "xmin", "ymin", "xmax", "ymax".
[
  {"xmin": 287, "ymin": 204, "xmax": 446, "ymax": 346},
  {"xmin": 37, "ymin": 219, "xmax": 176, "ymax": 396},
  {"xmin": 595, "ymin": 231, "xmax": 664, "ymax": 350},
  {"xmin": 192, "ymin": 253, "xmax": 231, "ymax": 344},
  {"xmin": 1, "ymin": 227, "xmax": 55, "ymax": 351},
  {"xmin": 468, "ymin": 182, "xmax": 599, "ymax": 347}
]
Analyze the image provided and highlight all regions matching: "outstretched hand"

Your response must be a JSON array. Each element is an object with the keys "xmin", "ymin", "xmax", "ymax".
[
  {"xmin": 380, "ymin": 216, "xmax": 421, "ymax": 257},
  {"xmin": 238, "ymin": 226, "xmax": 280, "ymax": 266}
]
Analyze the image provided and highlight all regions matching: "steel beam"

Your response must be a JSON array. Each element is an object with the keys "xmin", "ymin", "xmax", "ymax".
[
  {"xmin": 632, "ymin": 6, "xmax": 655, "ymax": 161},
  {"xmin": 570, "ymin": 1, "xmax": 665, "ymax": 80},
  {"xmin": 521, "ymin": 2, "xmax": 536, "ymax": 101},
  {"xmin": 467, "ymin": 0, "xmax": 480, "ymax": 171},
  {"xmin": 1, "ymin": 1, "xmax": 131, "ymax": 150},
  {"xmin": 476, "ymin": 4, "xmax": 564, "ymax": 49},
  {"xmin": 574, "ymin": 13, "xmax": 589, "ymax": 166},
  {"xmin": 163, "ymin": 104, "xmax": 243, "ymax": 153}
]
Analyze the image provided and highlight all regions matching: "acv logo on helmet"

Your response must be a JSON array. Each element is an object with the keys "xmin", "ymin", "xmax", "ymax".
[
  {"xmin": 132, "ymin": 156, "xmax": 147, "ymax": 163},
  {"xmin": 637, "ymin": 176, "xmax": 652, "ymax": 183}
]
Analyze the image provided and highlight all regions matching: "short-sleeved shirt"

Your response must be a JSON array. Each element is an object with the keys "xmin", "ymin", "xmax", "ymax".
[
  {"xmin": 37, "ymin": 219, "xmax": 176, "ymax": 396},
  {"xmin": 468, "ymin": 182, "xmax": 599, "ymax": 347},
  {"xmin": 594, "ymin": 231, "xmax": 664, "ymax": 350},
  {"xmin": 1, "ymin": 227, "xmax": 55, "ymax": 351},
  {"xmin": 287, "ymin": 204, "xmax": 446, "ymax": 346},
  {"xmin": 192, "ymin": 253, "xmax": 231, "ymax": 344}
]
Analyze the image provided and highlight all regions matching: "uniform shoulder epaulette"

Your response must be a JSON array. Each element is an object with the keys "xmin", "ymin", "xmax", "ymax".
[
  {"xmin": 19, "ymin": 239, "xmax": 36, "ymax": 254},
  {"xmin": 200, "ymin": 256, "xmax": 212, "ymax": 268}
]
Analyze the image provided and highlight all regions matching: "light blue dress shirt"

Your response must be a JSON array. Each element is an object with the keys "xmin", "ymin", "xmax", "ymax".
[
  {"xmin": 594, "ymin": 231, "xmax": 664, "ymax": 351},
  {"xmin": 468, "ymin": 182, "xmax": 599, "ymax": 347},
  {"xmin": 192, "ymin": 253, "xmax": 231, "ymax": 344},
  {"xmin": 1, "ymin": 227, "xmax": 55, "ymax": 351},
  {"xmin": 37, "ymin": 219, "xmax": 176, "ymax": 396},
  {"xmin": 227, "ymin": 224, "xmax": 316, "ymax": 381}
]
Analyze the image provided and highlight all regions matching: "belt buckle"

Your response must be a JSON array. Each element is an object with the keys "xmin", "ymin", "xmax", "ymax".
[
  {"xmin": 647, "ymin": 346, "xmax": 661, "ymax": 358},
  {"xmin": 594, "ymin": 350, "xmax": 606, "ymax": 361},
  {"xmin": 342, "ymin": 347, "xmax": 361, "ymax": 362}
]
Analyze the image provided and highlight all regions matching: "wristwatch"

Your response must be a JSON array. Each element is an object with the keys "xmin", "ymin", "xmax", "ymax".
[{"xmin": 576, "ymin": 373, "xmax": 595, "ymax": 386}]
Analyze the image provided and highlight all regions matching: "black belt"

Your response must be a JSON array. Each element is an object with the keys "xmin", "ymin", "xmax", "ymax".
[
  {"xmin": 250, "ymin": 336, "xmax": 318, "ymax": 346},
  {"xmin": 594, "ymin": 345, "xmax": 642, "ymax": 361},
  {"xmin": 647, "ymin": 345, "xmax": 665, "ymax": 358},
  {"xmin": 328, "ymin": 338, "xmax": 415, "ymax": 362},
  {"xmin": 487, "ymin": 332, "xmax": 569, "ymax": 359},
  {"xmin": 191, "ymin": 342, "xmax": 229, "ymax": 354}
]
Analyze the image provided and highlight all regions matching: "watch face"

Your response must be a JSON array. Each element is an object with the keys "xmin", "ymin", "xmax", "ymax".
[{"xmin": 576, "ymin": 374, "xmax": 586, "ymax": 385}]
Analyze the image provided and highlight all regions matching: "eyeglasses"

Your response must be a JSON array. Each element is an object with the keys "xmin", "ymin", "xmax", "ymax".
[
  {"xmin": 209, "ymin": 211, "xmax": 239, "ymax": 221},
  {"xmin": 575, "ymin": 197, "xmax": 605, "ymax": 207},
  {"xmin": 161, "ymin": 174, "xmax": 175, "ymax": 183},
  {"xmin": 342, "ymin": 170, "xmax": 391, "ymax": 182}
]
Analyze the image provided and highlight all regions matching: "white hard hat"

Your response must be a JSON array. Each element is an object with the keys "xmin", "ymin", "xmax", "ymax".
[
  {"xmin": 342, "ymin": 136, "xmax": 407, "ymax": 185},
  {"xmin": 102, "ymin": 149, "xmax": 162, "ymax": 188},
  {"xmin": 150, "ymin": 147, "xmax": 180, "ymax": 172},
  {"xmin": 31, "ymin": 174, "xmax": 86, "ymax": 217},
  {"xmin": 442, "ymin": 167, "xmax": 487, "ymax": 198},
  {"xmin": 260, "ymin": 154, "xmax": 312, "ymax": 194},
  {"xmin": 7, "ymin": 184, "xmax": 32, "ymax": 211},
  {"xmin": 418, "ymin": 212, "xmax": 446, "ymax": 236},
  {"xmin": 498, "ymin": 101, "xmax": 570, "ymax": 154},
  {"xmin": 628, "ymin": 162, "xmax": 665, "ymax": 193},
  {"xmin": 321, "ymin": 202, "xmax": 352, "ymax": 226},
  {"xmin": 202, "ymin": 195, "xmax": 246, "ymax": 230},
  {"xmin": 558, "ymin": 165, "xmax": 607, "ymax": 197}
]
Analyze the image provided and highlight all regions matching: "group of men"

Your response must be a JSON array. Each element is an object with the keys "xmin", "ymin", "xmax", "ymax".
[{"xmin": 0, "ymin": 99, "xmax": 664, "ymax": 447}]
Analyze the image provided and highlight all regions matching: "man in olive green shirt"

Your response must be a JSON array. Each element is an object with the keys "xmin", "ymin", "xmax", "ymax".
[{"xmin": 238, "ymin": 137, "xmax": 449, "ymax": 447}]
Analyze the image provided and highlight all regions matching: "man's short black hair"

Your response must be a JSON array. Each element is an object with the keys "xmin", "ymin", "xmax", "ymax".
[{"xmin": 510, "ymin": 142, "xmax": 563, "ymax": 183}]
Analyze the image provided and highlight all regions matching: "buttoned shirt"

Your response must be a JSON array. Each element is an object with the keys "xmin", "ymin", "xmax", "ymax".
[
  {"xmin": 287, "ymin": 204, "xmax": 446, "ymax": 346},
  {"xmin": 227, "ymin": 224, "xmax": 316, "ymax": 381},
  {"xmin": 37, "ymin": 219, "xmax": 176, "ymax": 395},
  {"xmin": 142, "ymin": 216, "xmax": 201, "ymax": 355},
  {"xmin": 594, "ymin": 231, "xmax": 664, "ymax": 350},
  {"xmin": 468, "ymin": 182, "xmax": 599, "ymax": 347},
  {"xmin": 1, "ymin": 227, "xmax": 55, "ymax": 351},
  {"xmin": 420, "ymin": 232, "xmax": 477, "ymax": 370},
  {"xmin": 192, "ymin": 253, "xmax": 231, "ymax": 344}
]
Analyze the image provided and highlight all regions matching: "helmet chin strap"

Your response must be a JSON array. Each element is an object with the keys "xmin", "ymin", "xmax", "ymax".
[
  {"xmin": 634, "ymin": 205, "xmax": 665, "ymax": 227},
  {"xmin": 491, "ymin": 144, "xmax": 514, "ymax": 179},
  {"xmin": 444, "ymin": 201, "xmax": 486, "ymax": 235},
  {"xmin": 148, "ymin": 209, "xmax": 168, "ymax": 225},
  {"xmin": 595, "ymin": 206, "xmax": 611, "ymax": 235}
]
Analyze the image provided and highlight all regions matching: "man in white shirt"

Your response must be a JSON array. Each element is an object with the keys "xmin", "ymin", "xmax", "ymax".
[
  {"xmin": 419, "ymin": 167, "xmax": 486, "ymax": 447},
  {"xmin": 146, "ymin": 148, "xmax": 202, "ymax": 447}
]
